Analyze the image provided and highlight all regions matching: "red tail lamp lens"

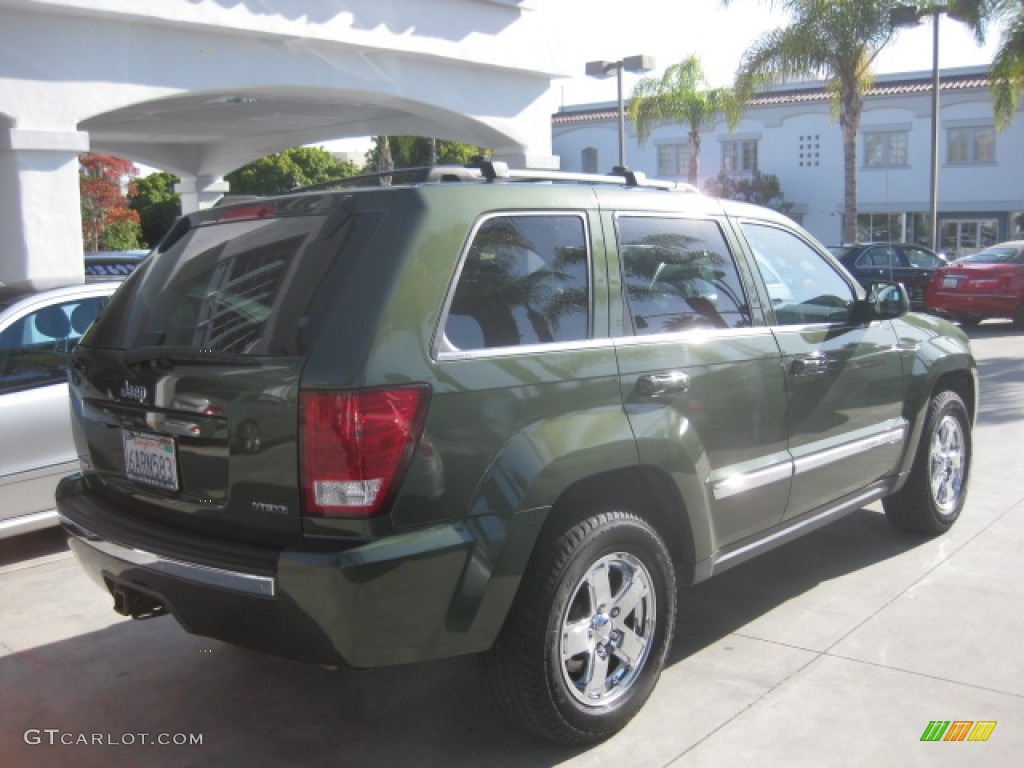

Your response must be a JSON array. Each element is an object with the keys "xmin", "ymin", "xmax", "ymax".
[{"xmin": 300, "ymin": 386, "xmax": 430, "ymax": 517}]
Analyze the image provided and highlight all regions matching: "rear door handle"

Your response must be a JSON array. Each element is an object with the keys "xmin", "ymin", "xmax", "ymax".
[{"xmin": 637, "ymin": 372, "xmax": 690, "ymax": 397}]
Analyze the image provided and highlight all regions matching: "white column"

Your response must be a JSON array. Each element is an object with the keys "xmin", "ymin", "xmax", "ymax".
[
  {"xmin": 490, "ymin": 96, "xmax": 560, "ymax": 170},
  {"xmin": 174, "ymin": 176, "xmax": 230, "ymax": 213},
  {"xmin": 0, "ymin": 127, "xmax": 89, "ymax": 290}
]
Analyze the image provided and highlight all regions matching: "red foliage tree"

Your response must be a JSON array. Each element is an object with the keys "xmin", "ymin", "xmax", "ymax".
[{"xmin": 79, "ymin": 153, "xmax": 141, "ymax": 251}]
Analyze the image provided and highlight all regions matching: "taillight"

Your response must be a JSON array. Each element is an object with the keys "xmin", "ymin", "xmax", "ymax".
[{"xmin": 300, "ymin": 385, "xmax": 431, "ymax": 517}]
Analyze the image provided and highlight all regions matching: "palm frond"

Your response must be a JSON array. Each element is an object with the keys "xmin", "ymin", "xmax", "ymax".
[{"xmin": 991, "ymin": 9, "xmax": 1024, "ymax": 128}]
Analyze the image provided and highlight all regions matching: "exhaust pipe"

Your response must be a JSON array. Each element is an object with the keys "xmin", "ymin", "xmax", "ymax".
[{"xmin": 111, "ymin": 585, "xmax": 168, "ymax": 620}]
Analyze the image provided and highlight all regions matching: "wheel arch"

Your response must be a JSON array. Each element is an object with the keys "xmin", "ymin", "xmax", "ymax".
[
  {"xmin": 540, "ymin": 464, "xmax": 701, "ymax": 585},
  {"xmin": 894, "ymin": 364, "xmax": 978, "ymax": 489}
]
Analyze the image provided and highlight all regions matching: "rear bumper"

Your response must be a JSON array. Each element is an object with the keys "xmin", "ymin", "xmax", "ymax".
[
  {"xmin": 58, "ymin": 475, "xmax": 540, "ymax": 668},
  {"xmin": 926, "ymin": 293, "xmax": 1019, "ymax": 319}
]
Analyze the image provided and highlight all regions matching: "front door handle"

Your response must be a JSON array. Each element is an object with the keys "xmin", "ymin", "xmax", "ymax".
[
  {"xmin": 790, "ymin": 355, "xmax": 829, "ymax": 377},
  {"xmin": 637, "ymin": 372, "xmax": 691, "ymax": 397}
]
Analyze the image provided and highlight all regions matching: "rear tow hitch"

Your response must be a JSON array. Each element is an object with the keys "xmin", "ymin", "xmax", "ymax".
[{"xmin": 111, "ymin": 585, "xmax": 168, "ymax": 620}]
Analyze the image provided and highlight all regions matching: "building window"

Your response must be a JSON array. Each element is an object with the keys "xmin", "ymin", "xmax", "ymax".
[
  {"xmin": 582, "ymin": 147, "xmax": 599, "ymax": 174},
  {"xmin": 856, "ymin": 213, "xmax": 906, "ymax": 243},
  {"xmin": 940, "ymin": 219, "xmax": 999, "ymax": 258},
  {"xmin": 657, "ymin": 143, "xmax": 692, "ymax": 178},
  {"xmin": 947, "ymin": 126, "xmax": 995, "ymax": 165},
  {"xmin": 1013, "ymin": 212, "xmax": 1024, "ymax": 239},
  {"xmin": 722, "ymin": 139, "xmax": 758, "ymax": 174},
  {"xmin": 864, "ymin": 131, "xmax": 908, "ymax": 167}
]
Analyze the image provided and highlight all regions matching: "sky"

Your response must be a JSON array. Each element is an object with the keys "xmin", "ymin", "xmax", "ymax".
[
  {"xmin": 324, "ymin": 0, "xmax": 1001, "ymax": 154},
  {"xmin": 553, "ymin": 0, "xmax": 1000, "ymax": 108}
]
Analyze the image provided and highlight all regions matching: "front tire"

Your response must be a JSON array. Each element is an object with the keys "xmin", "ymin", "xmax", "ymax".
[
  {"xmin": 884, "ymin": 390, "xmax": 971, "ymax": 534},
  {"xmin": 481, "ymin": 510, "xmax": 676, "ymax": 746}
]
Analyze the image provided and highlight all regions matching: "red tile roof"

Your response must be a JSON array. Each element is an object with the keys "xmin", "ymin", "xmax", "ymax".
[{"xmin": 553, "ymin": 71, "xmax": 991, "ymax": 125}]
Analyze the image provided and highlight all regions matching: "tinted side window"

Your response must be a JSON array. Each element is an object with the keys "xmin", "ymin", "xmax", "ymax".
[
  {"xmin": 857, "ymin": 246, "xmax": 897, "ymax": 268},
  {"xmin": 619, "ymin": 217, "xmax": 750, "ymax": 334},
  {"xmin": 0, "ymin": 297, "xmax": 105, "ymax": 393},
  {"xmin": 904, "ymin": 246, "xmax": 942, "ymax": 269},
  {"xmin": 444, "ymin": 215, "xmax": 589, "ymax": 351},
  {"xmin": 742, "ymin": 223, "xmax": 855, "ymax": 326}
]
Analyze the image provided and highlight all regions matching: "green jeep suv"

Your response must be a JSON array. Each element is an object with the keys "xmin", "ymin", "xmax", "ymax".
[{"xmin": 58, "ymin": 163, "xmax": 976, "ymax": 745}]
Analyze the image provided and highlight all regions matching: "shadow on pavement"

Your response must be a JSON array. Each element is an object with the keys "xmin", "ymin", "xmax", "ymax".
[
  {"xmin": 1, "ymin": 506, "xmax": 932, "ymax": 768},
  {"xmin": 670, "ymin": 506, "xmax": 928, "ymax": 662},
  {"xmin": 0, "ymin": 528, "xmax": 68, "ymax": 570}
]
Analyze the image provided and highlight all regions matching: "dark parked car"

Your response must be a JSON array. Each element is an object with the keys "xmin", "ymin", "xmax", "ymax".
[
  {"xmin": 828, "ymin": 242, "xmax": 946, "ymax": 310},
  {"xmin": 925, "ymin": 240, "xmax": 1024, "ymax": 327},
  {"xmin": 58, "ymin": 164, "xmax": 976, "ymax": 745},
  {"xmin": 84, "ymin": 249, "xmax": 149, "ymax": 281}
]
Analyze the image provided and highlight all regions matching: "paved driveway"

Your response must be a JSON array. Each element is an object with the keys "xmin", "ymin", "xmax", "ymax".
[{"xmin": 2, "ymin": 324, "xmax": 1023, "ymax": 767}]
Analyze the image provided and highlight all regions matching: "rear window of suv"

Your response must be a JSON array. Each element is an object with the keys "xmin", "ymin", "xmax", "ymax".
[{"xmin": 86, "ymin": 200, "xmax": 381, "ymax": 357}]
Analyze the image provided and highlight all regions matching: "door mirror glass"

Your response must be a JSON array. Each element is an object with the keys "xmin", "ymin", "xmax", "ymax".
[{"xmin": 856, "ymin": 282, "xmax": 909, "ymax": 321}]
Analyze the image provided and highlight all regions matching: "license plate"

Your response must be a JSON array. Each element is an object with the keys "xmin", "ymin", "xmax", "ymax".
[
  {"xmin": 123, "ymin": 431, "xmax": 179, "ymax": 492},
  {"xmin": 943, "ymin": 277, "xmax": 960, "ymax": 289}
]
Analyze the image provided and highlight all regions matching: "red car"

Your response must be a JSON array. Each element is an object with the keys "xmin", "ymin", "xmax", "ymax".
[{"xmin": 925, "ymin": 240, "xmax": 1024, "ymax": 327}]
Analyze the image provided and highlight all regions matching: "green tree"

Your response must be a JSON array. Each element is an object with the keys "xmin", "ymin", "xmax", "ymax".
[
  {"xmin": 629, "ymin": 55, "xmax": 740, "ymax": 186},
  {"xmin": 129, "ymin": 171, "xmax": 180, "ymax": 248},
  {"xmin": 365, "ymin": 136, "xmax": 485, "ymax": 172},
  {"xmin": 225, "ymin": 146, "xmax": 358, "ymax": 195},
  {"xmin": 705, "ymin": 170, "xmax": 795, "ymax": 215},
  {"xmin": 99, "ymin": 219, "xmax": 143, "ymax": 251},
  {"xmin": 726, "ymin": 0, "xmax": 993, "ymax": 244}
]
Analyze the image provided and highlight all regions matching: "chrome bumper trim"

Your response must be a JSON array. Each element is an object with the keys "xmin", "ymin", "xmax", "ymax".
[{"xmin": 59, "ymin": 513, "xmax": 276, "ymax": 597}]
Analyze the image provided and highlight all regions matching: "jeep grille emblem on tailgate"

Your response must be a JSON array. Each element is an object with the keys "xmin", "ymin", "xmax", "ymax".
[{"xmin": 119, "ymin": 381, "xmax": 148, "ymax": 403}]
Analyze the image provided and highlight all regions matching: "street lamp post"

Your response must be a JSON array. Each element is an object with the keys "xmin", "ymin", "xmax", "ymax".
[
  {"xmin": 585, "ymin": 55, "xmax": 656, "ymax": 169},
  {"xmin": 891, "ymin": 4, "xmax": 950, "ymax": 253}
]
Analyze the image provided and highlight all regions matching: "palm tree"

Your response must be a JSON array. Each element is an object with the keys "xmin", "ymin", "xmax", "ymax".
[
  {"xmin": 628, "ymin": 56, "xmax": 740, "ymax": 186},
  {"xmin": 955, "ymin": 0, "xmax": 1024, "ymax": 126},
  {"xmin": 727, "ymin": 1, "xmax": 913, "ymax": 244},
  {"xmin": 726, "ymin": 0, "xmax": 1010, "ymax": 243}
]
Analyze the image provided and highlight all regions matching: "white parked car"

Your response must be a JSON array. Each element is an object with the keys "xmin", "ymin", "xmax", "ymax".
[{"xmin": 0, "ymin": 281, "xmax": 121, "ymax": 538}]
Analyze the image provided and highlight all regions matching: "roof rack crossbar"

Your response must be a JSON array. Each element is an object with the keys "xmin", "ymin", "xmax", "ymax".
[{"xmin": 466, "ymin": 159, "xmax": 695, "ymax": 192}]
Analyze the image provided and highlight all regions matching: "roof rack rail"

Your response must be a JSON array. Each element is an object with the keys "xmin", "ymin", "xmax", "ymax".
[
  {"xmin": 465, "ymin": 159, "xmax": 697, "ymax": 192},
  {"xmin": 293, "ymin": 165, "xmax": 485, "ymax": 192},
  {"xmin": 291, "ymin": 162, "xmax": 698, "ymax": 193}
]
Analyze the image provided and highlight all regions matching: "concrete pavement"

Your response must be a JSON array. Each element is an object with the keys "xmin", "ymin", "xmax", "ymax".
[{"xmin": 1, "ymin": 323, "xmax": 1022, "ymax": 767}]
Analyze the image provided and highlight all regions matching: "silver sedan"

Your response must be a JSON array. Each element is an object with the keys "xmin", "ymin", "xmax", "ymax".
[{"xmin": 0, "ymin": 281, "xmax": 121, "ymax": 538}]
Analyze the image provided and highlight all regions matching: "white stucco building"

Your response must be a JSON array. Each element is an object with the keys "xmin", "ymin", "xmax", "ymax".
[
  {"xmin": 1, "ymin": 0, "xmax": 572, "ymax": 289},
  {"xmin": 553, "ymin": 66, "xmax": 1024, "ymax": 254}
]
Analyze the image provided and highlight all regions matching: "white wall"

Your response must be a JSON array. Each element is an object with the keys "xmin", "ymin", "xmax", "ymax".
[{"xmin": 553, "ymin": 68, "xmax": 1024, "ymax": 248}]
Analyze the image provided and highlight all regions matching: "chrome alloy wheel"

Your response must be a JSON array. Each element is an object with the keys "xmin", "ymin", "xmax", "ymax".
[
  {"xmin": 559, "ymin": 552, "xmax": 656, "ymax": 708},
  {"xmin": 929, "ymin": 413, "xmax": 966, "ymax": 515}
]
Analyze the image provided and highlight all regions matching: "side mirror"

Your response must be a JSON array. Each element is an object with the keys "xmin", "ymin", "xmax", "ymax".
[{"xmin": 852, "ymin": 282, "xmax": 909, "ymax": 323}]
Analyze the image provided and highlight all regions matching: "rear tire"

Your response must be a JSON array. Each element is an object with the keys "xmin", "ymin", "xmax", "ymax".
[
  {"xmin": 957, "ymin": 314, "xmax": 982, "ymax": 328},
  {"xmin": 481, "ymin": 510, "xmax": 676, "ymax": 746},
  {"xmin": 884, "ymin": 390, "xmax": 971, "ymax": 534},
  {"xmin": 1013, "ymin": 302, "xmax": 1024, "ymax": 330}
]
